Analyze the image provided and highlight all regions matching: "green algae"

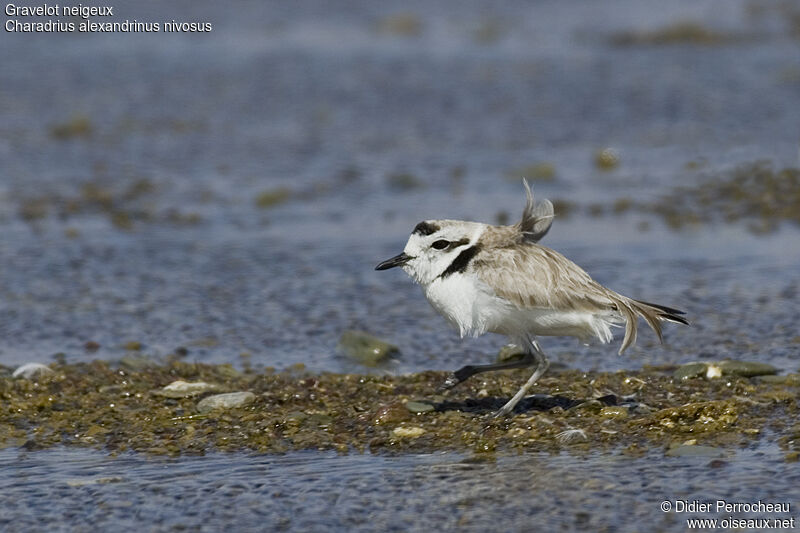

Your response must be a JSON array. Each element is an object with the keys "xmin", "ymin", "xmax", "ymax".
[
  {"xmin": 16, "ymin": 177, "xmax": 203, "ymax": 230},
  {"xmin": 553, "ymin": 161, "xmax": 800, "ymax": 233},
  {"xmin": 609, "ymin": 21, "xmax": 748, "ymax": 46},
  {"xmin": 1, "ymin": 361, "xmax": 797, "ymax": 457}
]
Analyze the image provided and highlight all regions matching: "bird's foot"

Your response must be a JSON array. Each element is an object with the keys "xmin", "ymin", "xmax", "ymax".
[{"xmin": 491, "ymin": 405, "xmax": 514, "ymax": 418}]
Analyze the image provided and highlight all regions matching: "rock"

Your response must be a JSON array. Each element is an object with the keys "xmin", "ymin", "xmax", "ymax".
[
  {"xmin": 496, "ymin": 344, "xmax": 526, "ymax": 363},
  {"xmin": 154, "ymin": 380, "xmax": 219, "ymax": 399},
  {"xmin": 197, "ymin": 392, "xmax": 255, "ymax": 413},
  {"xmin": 665, "ymin": 444, "xmax": 724, "ymax": 458},
  {"xmin": 338, "ymin": 330, "xmax": 399, "ymax": 366},
  {"xmin": 717, "ymin": 360, "xmax": 778, "ymax": 378},
  {"xmin": 373, "ymin": 402, "xmax": 412, "ymax": 425},
  {"xmin": 674, "ymin": 362, "xmax": 708, "ymax": 381},
  {"xmin": 405, "ymin": 401, "xmax": 435, "ymax": 414},
  {"xmin": 392, "ymin": 426, "xmax": 425, "ymax": 438},
  {"xmin": 756, "ymin": 374, "xmax": 800, "ymax": 385},
  {"xmin": 12, "ymin": 363, "xmax": 54, "ymax": 379}
]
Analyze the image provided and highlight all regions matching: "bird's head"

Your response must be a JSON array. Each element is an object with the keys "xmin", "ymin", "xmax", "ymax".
[{"xmin": 375, "ymin": 220, "xmax": 485, "ymax": 285}]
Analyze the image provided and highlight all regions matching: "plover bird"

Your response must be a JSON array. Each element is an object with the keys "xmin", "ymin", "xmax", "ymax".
[{"xmin": 376, "ymin": 181, "xmax": 688, "ymax": 417}]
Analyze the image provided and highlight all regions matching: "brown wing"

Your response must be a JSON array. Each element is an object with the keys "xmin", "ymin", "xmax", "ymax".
[
  {"xmin": 472, "ymin": 244, "xmax": 617, "ymax": 313},
  {"xmin": 471, "ymin": 243, "xmax": 676, "ymax": 353}
]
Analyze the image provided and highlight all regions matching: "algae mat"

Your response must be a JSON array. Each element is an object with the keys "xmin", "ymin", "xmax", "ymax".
[{"xmin": 2, "ymin": 362, "xmax": 798, "ymax": 458}]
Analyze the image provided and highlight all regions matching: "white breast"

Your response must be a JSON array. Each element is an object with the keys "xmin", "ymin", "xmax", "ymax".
[{"xmin": 422, "ymin": 273, "xmax": 516, "ymax": 338}]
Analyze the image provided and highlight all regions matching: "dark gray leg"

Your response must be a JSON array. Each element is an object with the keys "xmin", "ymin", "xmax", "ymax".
[{"xmin": 439, "ymin": 352, "xmax": 535, "ymax": 391}]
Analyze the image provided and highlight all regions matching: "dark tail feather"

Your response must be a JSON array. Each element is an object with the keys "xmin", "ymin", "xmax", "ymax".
[{"xmin": 635, "ymin": 299, "xmax": 690, "ymax": 326}]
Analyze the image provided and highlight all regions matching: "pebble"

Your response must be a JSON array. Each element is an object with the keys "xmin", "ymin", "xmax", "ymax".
[
  {"xmin": 756, "ymin": 374, "xmax": 800, "ymax": 385},
  {"xmin": 405, "ymin": 401, "xmax": 435, "ymax": 414},
  {"xmin": 373, "ymin": 402, "xmax": 411, "ymax": 425},
  {"xmin": 197, "ymin": 392, "xmax": 255, "ymax": 413},
  {"xmin": 154, "ymin": 380, "xmax": 219, "ymax": 398},
  {"xmin": 12, "ymin": 363, "xmax": 54, "ymax": 379},
  {"xmin": 496, "ymin": 344, "xmax": 526, "ymax": 363},
  {"xmin": 338, "ymin": 330, "xmax": 399, "ymax": 366},
  {"xmin": 673, "ymin": 362, "xmax": 708, "ymax": 381},
  {"xmin": 392, "ymin": 426, "xmax": 425, "ymax": 438},
  {"xmin": 717, "ymin": 360, "xmax": 777, "ymax": 378}
]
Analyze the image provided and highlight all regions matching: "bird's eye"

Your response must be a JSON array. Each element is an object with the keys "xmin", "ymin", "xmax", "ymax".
[{"xmin": 431, "ymin": 240, "xmax": 450, "ymax": 250}]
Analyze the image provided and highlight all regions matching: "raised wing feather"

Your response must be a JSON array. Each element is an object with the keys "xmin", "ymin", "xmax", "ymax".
[{"xmin": 517, "ymin": 179, "xmax": 554, "ymax": 243}]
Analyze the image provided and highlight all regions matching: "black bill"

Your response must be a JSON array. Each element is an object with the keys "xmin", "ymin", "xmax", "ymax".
[{"xmin": 375, "ymin": 252, "xmax": 411, "ymax": 270}]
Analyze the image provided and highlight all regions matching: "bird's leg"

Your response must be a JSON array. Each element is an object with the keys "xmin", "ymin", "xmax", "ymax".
[
  {"xmin": 439, "ymin": 352, "xmax": 535, "ymax": 391},
  {"xmin": 493, "ymin": 337, "xmax": 550, "ymax": 417}
]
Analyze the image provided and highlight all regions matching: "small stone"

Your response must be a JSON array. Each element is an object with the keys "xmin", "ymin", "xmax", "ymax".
[
  {"xmin": 373, "ymin": 402, "xmax": 411, "ymax": 425},
  {"xmin": 284, "ymin": 411, "xmax": 308, "ymax": 423},
  {"xmin": 123, "ymin": 341, "xmax": 142, "ymax": 351},
  {"xmin": 12, "ymin": 363, "xmax": 54, "ymax": 379},
  {"xmin": 756, "ymin": 374, "xmax": 800, "ymax": 385},
  {"xmin": 338, "ymin": 330, "xmax": 399, "ymax": 367},
  {"xmin": 197, "ymin": 392, "xmax": 255, "ymax": 413},
  {"xmin": 718, "ymin": 360, "xmax": 778, "ymax": 378},
  {"xmin": 673, "ymin": 362, "xmax": 708, "ymax": 381},
  {"xmin": 599, "ymin": 406, "xmax": 628, "ymax": 419},
  {"xmin": 155, "ymin": 380, "xmax": 219, "ymax": 399},
  {"xmin": 405, "ymin": 401, "xmax": 435, "ymax": 414},
  {"xmin": 496, "ymin": 344, "xmax": 526, "ymax": 363},
  {"xmin": 392, "ymin": 426, "xmax": 425, "ymax": 438}
]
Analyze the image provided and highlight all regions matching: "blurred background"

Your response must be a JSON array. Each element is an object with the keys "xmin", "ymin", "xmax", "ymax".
[{"xmin": 1, "ymin": 0, "xmax": 799, "ymax": 375}]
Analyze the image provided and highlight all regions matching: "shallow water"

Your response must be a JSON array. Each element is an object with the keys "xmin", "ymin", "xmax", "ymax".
[
  {"xmin": 3, "ymin": 443, "xmax": 797, "ymax": 532},
  {"xmin": 1, "ymin": 0, "xmax": 800, "ymax": 530}
]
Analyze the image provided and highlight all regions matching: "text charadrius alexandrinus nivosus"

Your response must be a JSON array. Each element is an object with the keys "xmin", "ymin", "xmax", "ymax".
[{"xmin": 376, "ymin": 180, "xmax": 688, "ymax": 417}]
